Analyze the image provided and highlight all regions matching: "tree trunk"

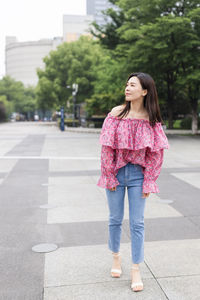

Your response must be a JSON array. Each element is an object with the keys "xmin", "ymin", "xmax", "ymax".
[
  {"xmin": 191, "ymin": 98, "xmax": 198, "ymax": 135},
  {"xmin": 167, "ymin": 72, "xmax": 174, "ymax": 129},
  {"xmin": 168, "ymin": 106, "xmax": 174, "ymax": 129}
]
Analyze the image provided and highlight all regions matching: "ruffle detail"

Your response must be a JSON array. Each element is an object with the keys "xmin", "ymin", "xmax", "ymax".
[
  {"xmin": 99, "ymin": 113, "xmax": 170, "ymax": 152},
  {"xmin": 143, "ymin": 180, "xmax": 159, "ymax": 193},
  {"xmin": 97, "ymin": 175, "xmax": 119, "ymax": 189}
]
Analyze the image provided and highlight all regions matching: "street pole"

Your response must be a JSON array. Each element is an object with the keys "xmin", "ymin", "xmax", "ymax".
[
  {"xmin": 72, "ymin": 83, "xmax": 78, "ymax": 128},
  {"xmin": 73, "ymin": 93, "xmax": 76, "ymax": 128},
  {"xmin": 66, "ymin": 83, "xmax": 78, "ymax": 128},
  {"xmin": 60, "ymin": 106, "xmax": 65, "ymax": 131}
]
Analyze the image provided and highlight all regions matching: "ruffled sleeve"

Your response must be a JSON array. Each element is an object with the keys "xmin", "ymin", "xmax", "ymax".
[
  {"xmin": 97, "ymin": 145, "xmax": 120, "ymax": 189},
  {"xmin": 142, "ymin": 147, "xmax": 164, "ymax": 193},
  {"xmin": 142, "ymin": 121, "xmax": 169, "ymax": 193}
]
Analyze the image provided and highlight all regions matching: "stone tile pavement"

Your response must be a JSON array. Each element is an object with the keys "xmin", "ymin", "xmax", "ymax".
[{"xmin": 0, "ymin": 121, "xmax": 200, "ymax": 300}]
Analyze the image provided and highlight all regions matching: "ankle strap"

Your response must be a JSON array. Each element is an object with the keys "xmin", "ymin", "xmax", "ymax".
[
  {"xmin": 132, "ymin": 266, "xmax": 139, "ymax": 270},
  {"xmin": 112, "ymin": 252, "xmax": 121, "ymax": 256}
]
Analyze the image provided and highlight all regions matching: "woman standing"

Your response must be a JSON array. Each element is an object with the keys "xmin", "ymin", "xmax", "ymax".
[{"xmin": 97, "ymin": 72, "xmax": 170, "ymax": 292}]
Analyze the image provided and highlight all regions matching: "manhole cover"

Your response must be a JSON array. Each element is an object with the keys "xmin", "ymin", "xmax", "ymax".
[{"xmin": 32, "ymin": 243, "xmax": 58, "ymax": 253}]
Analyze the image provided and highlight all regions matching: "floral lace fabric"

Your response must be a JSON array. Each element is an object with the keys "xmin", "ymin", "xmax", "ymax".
[{"xmin": 97, "ymin": 112, "xmax": 170, "ymax": 193}]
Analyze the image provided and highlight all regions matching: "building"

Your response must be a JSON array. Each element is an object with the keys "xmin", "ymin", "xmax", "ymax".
[
  {"xmin": 5, "ymin": 36, "xmax": 62, "ymax": 87},
  {"xmin": 63, "ymin": 14, "xmax": 94, "ymax": 43},
  {"xmin": 5, "ymin": 13, "xmax": 96, "ymax": 87},
  {"xmin": 86, "ymin": 0, "xmax": 115, "ymax": 25}
]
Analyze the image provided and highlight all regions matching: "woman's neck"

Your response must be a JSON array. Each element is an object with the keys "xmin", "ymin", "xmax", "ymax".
[{"xmin": 129, "ymin": 100, "xmax": 146, "ymax": 115}]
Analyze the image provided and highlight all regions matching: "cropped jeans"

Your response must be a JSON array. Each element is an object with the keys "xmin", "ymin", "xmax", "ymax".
[{"xmin": 105, "ymin": 162, "xmax": 146, "ymax": 264}]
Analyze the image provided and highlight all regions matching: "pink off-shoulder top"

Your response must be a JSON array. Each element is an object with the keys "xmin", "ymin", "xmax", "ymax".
[{"xmin": 97, "ymin": 112, "xmax": 170, "ymax": 193}]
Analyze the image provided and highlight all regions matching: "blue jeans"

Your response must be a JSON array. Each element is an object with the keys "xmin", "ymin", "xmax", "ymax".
[{"xmin": 105, "ymin": 162, "xmax": 146, "ymax": 264}]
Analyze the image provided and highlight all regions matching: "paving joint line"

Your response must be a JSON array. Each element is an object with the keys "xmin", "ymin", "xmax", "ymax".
[
  {"xmin": 0, "ymin": 156, "xmax": 100, "ymax": 160},
  {"xmin": 155, "ymin": 273, "xmax": 200, "ymax": 279},
  {"xmin": 43, "ymin": 274, "xmax": 190, "ymax": 291},
  {"xmin": 43, "ymin": 278, "xmax": 149, "ymax": 289},
  {"xmin": 144, "ymin": 260, "xmax": 170, "ymax": 299},
  {"xmin": 186, "ymin": 217, "xmax": 200, "ymax": 230}
]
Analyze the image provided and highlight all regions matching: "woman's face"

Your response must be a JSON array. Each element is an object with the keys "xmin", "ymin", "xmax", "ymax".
[{"xmin": 125, "ymin": 76, "xmax": 147, "ymax": 102}]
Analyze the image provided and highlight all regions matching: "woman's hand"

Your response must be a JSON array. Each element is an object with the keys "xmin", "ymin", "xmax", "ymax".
[
  {"xmin": 142, "ymin": 192, "xmax": 150, "ymax": 198},
  {"xmin": 108, "ymin": 187, "xmax": 150, "ymax": 198},
  {"xmin": 109, "ymin": 186, "xmax": 117, "ymax": 191}
]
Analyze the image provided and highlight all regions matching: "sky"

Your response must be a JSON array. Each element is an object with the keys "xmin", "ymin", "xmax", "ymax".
[{"xmin": 0, "ymin": 0, "xmax": 86, "ymax": 78}]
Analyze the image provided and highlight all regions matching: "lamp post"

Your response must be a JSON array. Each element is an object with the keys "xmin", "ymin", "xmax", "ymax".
[
  {"xmin": 60, "ymin": 106, "xmax": 65, "ymax": 131},
  {"xmin": 66, "ymin": 83, "xmax": 78, "ymax": 128},
  {"xmin": 72, "ymin": 83, "xmax": 78, "ymax": 127}
]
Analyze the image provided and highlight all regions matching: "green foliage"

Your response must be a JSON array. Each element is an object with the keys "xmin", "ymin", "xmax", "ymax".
[
  {"xmin": 86, "ymin": 93, "xmax": 120, "ymax": 116},
  {"xmin": 16, "ymin": 86, "xmax": 37, "ymax": 114},
  {"xmin": 0, "ymin": 102, "xmax": 6, "ymax": 122},
  {"xmin": 0, "ymin": 76, "xmax": 25, "ymax": 103},
  {"xmin": 0, "ymin": 76, "xmax": 37, "ymax": 118},
  {"xmin": 89, "ymin": 0, "xmax": 200, "ymax": 129},
  {"xmin": 90, "ymin": 7, "xmax": 125, "ymax": 50},
  {"xmin": 0, "ymin": 95, "xmax": 14, "ymax": 121},
  {"xmin": 181, "ymin": 117, "xmax": 200, "ymax": 129},
  {"xmin": 35, "ymin": 0, "xmax": 200, "ymax": 128},
  {"xmin": 36, "ymin": 36, "xmax": 103, "ymax": 111},
  {"xmin": 85, "ymin": 50, "xmax": 127, "ymax": 115}
]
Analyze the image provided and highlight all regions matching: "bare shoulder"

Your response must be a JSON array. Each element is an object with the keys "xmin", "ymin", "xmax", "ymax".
[{"xmin": 110, "ymin": 105, "xmax": 125, "ymax": 117}]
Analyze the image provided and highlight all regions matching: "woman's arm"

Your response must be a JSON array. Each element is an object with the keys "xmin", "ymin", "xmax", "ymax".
[
  {"xmin": 97, "ymin": 145, "xmax": 119, "ymax": 189},
  {"xmin": 143, "ymin": 147, "xmax": 164, "ymax": 193}
]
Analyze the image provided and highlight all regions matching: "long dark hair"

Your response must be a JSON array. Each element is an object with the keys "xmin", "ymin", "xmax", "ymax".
[{"xmin": 117, "ymin": 72, "xmax": 164, "ymax": 127}]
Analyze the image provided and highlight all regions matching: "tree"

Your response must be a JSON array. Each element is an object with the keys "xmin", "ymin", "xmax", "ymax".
[
  {"xmin": 182, "ymin": 7, "xmax": 200, "ymax": 133},
  {"xmin": 36, "ymin": 36, "xmax": 103, "ymax": 112},
  {"xmin": 122, "ymin": 15, "xmax": 199, "ymax": 129},
  {"xmin": 0, "ymin": 95, "xmax": 14, "ymax": 122},
  {"xmin": 85, "ymin": 49, "xmax": 127, "ymax": 115},
  {"xmin": 14, "ymin": 86, "xmax": 37, "ymax": 119},
  {"xmin": 90, "ymin": 0, "xmax": 200, "ymax": 130},
  {"xmin": 0, "ymin": 76, "xmax": 37, "ymax": 120},
  {"xmin": 90, "ymin": 1, "xmax": 125, "ymax": 50},
  {"xmin": 0, "ymin": 76, "xmax": 25, "ymax": 103}
]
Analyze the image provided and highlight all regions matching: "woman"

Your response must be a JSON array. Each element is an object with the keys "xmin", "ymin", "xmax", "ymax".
[{"xmin": 97, "ymin": 72, "xmax": 170, "ymax": 292}]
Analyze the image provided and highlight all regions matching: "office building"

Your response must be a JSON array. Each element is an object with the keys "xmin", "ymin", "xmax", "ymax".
[
  {"xmin": 86, "ymin": 0, "xmax": 115, "ymax": 25},
  {"xmin": 5, "ymin": 36, "xmax": 62, "ymax": 87},
  {"xmin": 63, "ymin": 14, "xmax": 94, "ymax": 42}
]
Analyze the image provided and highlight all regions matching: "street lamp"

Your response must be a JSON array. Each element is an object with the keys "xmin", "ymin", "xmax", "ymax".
[
  {"xmin": 66, "ymin": 83, "xmax": 78, "ymax": 128},
  {"xmin": 72, "ymin": 83, "xmax": 78, "ymax": 127}
]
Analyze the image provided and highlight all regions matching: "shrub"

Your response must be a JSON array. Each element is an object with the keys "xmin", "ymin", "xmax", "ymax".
[{"xmin": 180, "ymin": 117, "xmax": 200, "ymax": 129}]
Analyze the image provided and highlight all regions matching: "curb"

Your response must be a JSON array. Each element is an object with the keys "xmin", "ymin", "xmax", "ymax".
[{"xmin": 62, "ymin": 126, "xmax": 200, "ymax": 135}]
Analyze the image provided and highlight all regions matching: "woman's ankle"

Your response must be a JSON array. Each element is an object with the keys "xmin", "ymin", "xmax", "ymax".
[{"xmin": 112, "ymin": 252, "xmax": 120, "ymax": 256}]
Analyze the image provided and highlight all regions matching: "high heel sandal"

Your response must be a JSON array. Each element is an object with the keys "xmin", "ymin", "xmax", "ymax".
[
  {"xmin": 131, "ymin": 266, "xmax": 144, "ymax": 292},
  {"xmin": 110, "ymin": 252, "xmax": 122, "ymax": 278}
]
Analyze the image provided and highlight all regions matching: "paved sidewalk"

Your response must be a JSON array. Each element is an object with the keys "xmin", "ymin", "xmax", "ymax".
[{"xmin": 0, "ymin": 121, "xmax": 200, "ymax": 299}]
